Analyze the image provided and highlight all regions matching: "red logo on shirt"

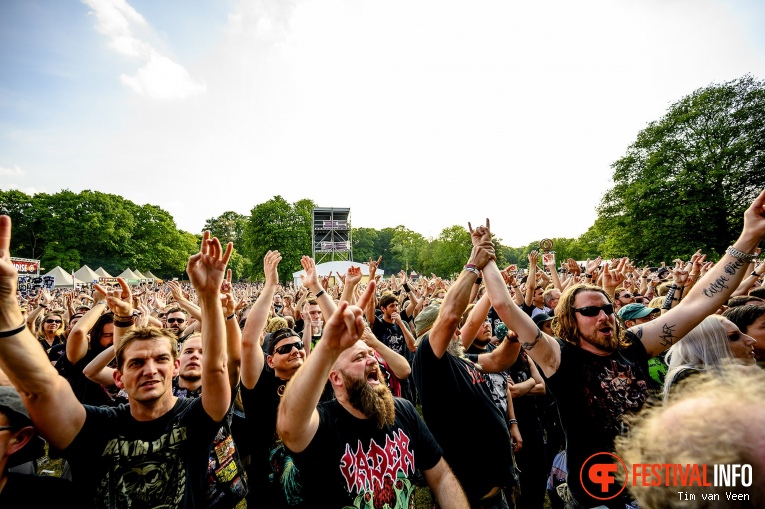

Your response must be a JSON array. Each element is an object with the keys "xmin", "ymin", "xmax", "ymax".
[{"xmin": 339, "ymin": 429, "xmax": 415, "ymax": 495}]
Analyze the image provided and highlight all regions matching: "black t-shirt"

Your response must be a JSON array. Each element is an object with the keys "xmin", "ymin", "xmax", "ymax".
[
  {"xmin": 62, "ymin": 398, "xmax": 221, "ymax": 508},
  {"xmin": 412, "ymin": 335, "xmax": 515, "ymax": 501},
  {"xmin": 173, "ymin": 382, "xmax": 248, "ymax": 509},
  {"xmin": 240, "ymin": 360, "xmax": 304, "ymax": 508},
  {"xmin": 290, "ymin": 398, "xmax": 441, "ymax": 508},
  {"xmin": 465, "ymin": 342, "xmax": 510, "ymax": 424},
  {"xmin": 506, "ymin": 352, "xmax": 542, "ymax": 430},
  {"xmin": 543, "ymin": 331, "xmax": 650, "ymax": 507},
  {"xmin": 371, "ymin": 316, "xmax": 410, "ymax": 358},
  {"xmin": 59, "ymin": 348, "xmax": 117, "ymax": 407}
]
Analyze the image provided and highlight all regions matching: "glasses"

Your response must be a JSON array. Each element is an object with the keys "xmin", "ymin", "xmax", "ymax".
[
  {"xmin": 573, "ymin": 304, "xmax": 614, "ymax": 317},
  {"xmin": 45, "ymin": 319, "xmax": 62, "ymax": 324},
  {"xmin": 618, "ymin": 293, "xmax": 633, "ymax": 299},
  {"xmin": 274, "ymin": 341, "xmax": 304, "ymax": 355},
  {"xmin": 167, "ymin": 318, "xmax": 185, "ymax": 324},
  {"xmin": 0, "ymin": 426, "xmax": 16, "ymax": 432}
]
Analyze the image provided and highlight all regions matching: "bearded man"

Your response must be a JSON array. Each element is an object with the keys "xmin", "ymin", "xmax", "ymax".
[{"xmin": 277, "ymin": 282, "xmax": 468, "ymax": 508}]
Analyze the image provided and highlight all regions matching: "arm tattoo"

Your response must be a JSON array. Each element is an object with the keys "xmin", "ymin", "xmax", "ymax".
[
  {"xmin": 658, "ymin": 322, "xmax": 677, "ymax": 348},
  {"xmin": 521, "ymin": 328, "xmax": 543, "ymax": 351},
  {"xmin": 702, "ymin": 259, "xmax": 744, "ymax": 298},
  {"xmin": 633, "ymin": 325, "xmax": 644, "ymax": 340}
]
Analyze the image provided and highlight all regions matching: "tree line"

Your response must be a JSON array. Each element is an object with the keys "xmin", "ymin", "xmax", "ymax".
[{"xmin": 3, "ymin": 75, "xmax": 763, "ymax": 280}]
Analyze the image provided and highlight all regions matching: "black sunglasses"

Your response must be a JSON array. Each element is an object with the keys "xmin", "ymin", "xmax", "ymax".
[
  {"xmin": 573, "ymin": 304, "xmax": 614, "ymax": 317},
  {"xmin": 167, "ymin": 318, "xmax": 185, "ymax": 324},
  {"xmin": 618, "ymin": 293, "xmax": 633, "ymax": 299},
  {"xmin": 274, "ymin": 341, "xmax": 304, "ymax": 355},
  {"xmin": 45, "ymin": 319, "xmax": 62, "ymax": 324},
  {"xmin": 0, "ymin": 426, "xmax": 17, "ymax": 432}
]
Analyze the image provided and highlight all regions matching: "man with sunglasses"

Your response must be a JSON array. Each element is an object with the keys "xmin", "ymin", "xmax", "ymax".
[
  {"xmin": 240, "ymin": 250, "xmax": 314, "ymax": 508},
  {"xmin": 613, "ymin": 287, "xmax": 636, "ymax": 313},
  {"xmin": 164, "ymin": 307, "xmax": 188, "ymax": 337},
  {"xmin": 476, "ymin": 189, "xmax": 765, "ymax": 508}
]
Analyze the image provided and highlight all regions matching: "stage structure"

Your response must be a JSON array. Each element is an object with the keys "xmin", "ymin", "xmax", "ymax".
[{"xmin": 312, "ymin": 207, "xmax": 352, "ymax": 264}]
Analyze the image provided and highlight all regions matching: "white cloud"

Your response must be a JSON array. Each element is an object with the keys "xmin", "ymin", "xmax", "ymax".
[
  {"xmin": 0, "ymin": 165, "xmax": 25, "ymax": 177},
  {"xmin": 83, "ymin": 0, "xmax": 205, "ymax": 99},
  {"xmin": 121, "ymin": 53, "xmax": 207, "ymax": 99}
]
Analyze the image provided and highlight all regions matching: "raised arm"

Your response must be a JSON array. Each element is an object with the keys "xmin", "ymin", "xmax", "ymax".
[
  {"xmin": 364, "ymin": 256, "xmax": 382, "ymax": 324},
  {"xmin": 361, "ymin": 326, "xmax": 411, "ymax": 380},
  {"xmin": 339, "ymin": 265, "xmax": 362, "ymax": 304},
  {"xmin": 459, "ymin": 292, "xmax": 492, "ymax": 349},
  {"xmin": 524, "ymin": 251, "xmax": 538, "ymax": 307},
  {"xmin": 278, "ymin": 284, "xmax": 373, "ymax": 453},
  {"xmin": 477, "ymin": 222, "xmax": 561, "ymax": 376},
  {"xmin": 0, "ymin": 215, "xmax": 86, "ymax": 450},
  {"xmin": 428, "ymin": 237, "xmax": 495, "ymax": 359},
  {"xmin": 634, "ymin": 189, "xmax": 765, "ymax": 358},
  {"xmin": 167, "ymin": 280, "xmax": 202, "ymax": 322},
  {"xmin": 186, "ymin": 231, "xmax": 232, "ymax": 422},
  {"xmin": 66, "ymin": 288, "xmax": 107, "ymax": 364},
  {"xmin": 221, "ymin": 269, "xmax": 242, "ymax": 389},
  {"xmin": 241, "ymin": 250, "xmax": 280, "ymax": 389},
  {"xmin": 300, "ymin": 256, "xmax": 338, "ymax": 321}
]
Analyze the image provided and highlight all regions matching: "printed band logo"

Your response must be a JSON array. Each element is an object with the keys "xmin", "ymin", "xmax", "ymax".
[{"xmin": 580, "ymin": 452, "xmax": 628, "ymax": 501}]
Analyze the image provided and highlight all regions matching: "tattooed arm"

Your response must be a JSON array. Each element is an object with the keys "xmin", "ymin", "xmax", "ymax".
[{"xmin": 635, "ymin": 189, "xmax": 765, "ymax": 358}]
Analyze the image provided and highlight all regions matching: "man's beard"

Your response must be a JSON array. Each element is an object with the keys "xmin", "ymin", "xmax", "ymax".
[
  {"xmin": 341, "ymin": 370, "xmax": 396, "ymax": 429},
  {"xmin": 581, "ymin": 322, "xmax": 619, "ymax": 352},
  {"xmin": 447, "ymin": 337, "xmax": 482, "ymax": 370},
  {"xmin": 180, "ymin": 373, "xmax": 201, "ymax": 383},
  {"xmin": 473, "ymin": 335, "xmax": 491, "ymax": 348}
]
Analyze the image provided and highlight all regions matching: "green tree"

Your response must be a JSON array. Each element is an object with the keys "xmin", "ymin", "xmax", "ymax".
[
  {"xmin": 430, "ymin": 225, "xmax": 472, "ymax": 277},
  {"xmin": 244, "ymin": 196, "xmax": 315, "ymax": 282},
  {"xmin": 352, "ymin": 227, "xmax": 379, "ymax": 262},
  {"xmin": 203, "ymin": 211, "xmax": 248, "ymax": 246},
  {"xmin": 390, "ymin": 226, "xmax": 427, "ymax": 273},
  {"xmin": 596, "ymin": 75, "xmax": 765, "ymax": 264}
]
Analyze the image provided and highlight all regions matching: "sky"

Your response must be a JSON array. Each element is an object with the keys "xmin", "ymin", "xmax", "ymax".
[{"xmin": 2, "ymin": 0, "xmax": 765, "ymax": 248}]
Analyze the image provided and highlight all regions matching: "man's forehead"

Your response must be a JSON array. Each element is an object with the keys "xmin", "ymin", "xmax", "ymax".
[
  {"xmin": 182, "ymin": 337, "xmax": 202, "ymax": 349},
  {"xmin": 124, "ymin": 339, "xmax": 174, "ymax": 358},
  {"xmin": 574, "ymin": 290, "xmax": 609, "ymax": 305}
]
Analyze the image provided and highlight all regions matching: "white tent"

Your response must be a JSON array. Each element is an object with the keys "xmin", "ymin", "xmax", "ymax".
[
  {"xmin": 143, "ymin": 270, "xmax": 159, "ymax": 281},
  {"xmin": 117, "ymin": 268, "xmax": 142, "ymax": 284},
  {"xmin": 292, "ymin": 261, "xmax": 384, "ymax": 287},
  {"xmin": 94, "ymin": 267, "xmax": 113, "ymax": 278},
  {"xmin": 133, "ymin": 269, "xmax": 147, "ymax": 279},
  {"xmin": 74, "ymin": 265, "xmax": 100, "ymax": 285},
  {"xmin": 44, "ymin": 266, "xmax": 87, "ymax": 287}
]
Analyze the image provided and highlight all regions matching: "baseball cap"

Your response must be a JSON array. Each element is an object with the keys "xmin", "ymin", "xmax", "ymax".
[
  {"xmin": 414, "ymin": 304, "xmax": 440, "ymax": 338},
  {"xmin": 267, "ymin": 328, "xmax": 301, "ymax": 355},
  {"xmin": 532, "ymin": 313, "xmax": 554, "ymax": 328},
  {"xmin": 618, "ymin": 303, "xmax": 660, "ymax": 321}
]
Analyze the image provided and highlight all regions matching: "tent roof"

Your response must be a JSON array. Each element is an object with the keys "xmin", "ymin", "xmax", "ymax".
[
  {"xmin": 133, "ymin": 270, "xmax": 147, "ymax": 279},
  {"xmin": 43, "ymin": 266, "xmax": 87, "ymax": 287},
  {"xmin": 74, "ymin": 265, "xmax": 100, "ymax": 283},
  {"xmin": 94, "ymin": 267, "xmax": 113, "ymax": 278},
  {"xmin": 143, "ymin": 270, "xmax": 159, "ymax": 279},
  {"xmin": 117, "ymin": 268, "xmax": 141, "ymax": 280}
]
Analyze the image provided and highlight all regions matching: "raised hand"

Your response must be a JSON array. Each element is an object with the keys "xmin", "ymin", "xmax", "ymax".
[
  {"xmin": 345, "ymin": 266, "xmax": 362, "ymax": 286},
  {"xmin": 299, "ymin": 256, "xmax": 320, "ymax": 290},
  {"xmin": 741, "ymin": 188, "xmax": 765, "ymax": 243},
  {"xmin": 527, "ymin": 250, "xmax": 539, "ymax": 267},
  {"xmin": 186, "ymin": 231, "xmax": 233, "ymax": 297},
  {"xmin": 167, "ymin": 280, "xmax": 186, "ymax": 303},
  {"xmin": 95, "ymin": 278, "xmax": 133, "ymax": 318},
  {"xmin": 264, "ymin": 250, "xmax": 281, "ymax": 287},
  {"xmin": 585, "ymin": 256, "xmax": 602, "ymax": 275},
  {"xmin": 468, "ymin": 218, "xmax": 492, "ymax": 246},
  {"xmin": 368, "ymin": 256, "xmax": 382, "ymax": 280}
]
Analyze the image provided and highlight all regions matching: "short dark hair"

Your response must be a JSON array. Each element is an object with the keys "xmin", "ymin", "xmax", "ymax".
[
  {"xmin": 267, "ymin": 328, "xmax": 300, "ymax": 356},
  {"xmin": 723, "ymin": 304, "xmax": 765, "ymax": 334},
  {"xmin": 379, "ymin": 293, "xmax": 397, "ymax": 309},
  {"xmin": 727, "ymin": 295, "xmax": 764, "ymax": 308},
  {"xmin": 748, "ymin": 286, "xmax": 765, "ymax": 299},
  {"xmin": 166, "ymin": 307, "xmax": 187, "ymax": 316}
]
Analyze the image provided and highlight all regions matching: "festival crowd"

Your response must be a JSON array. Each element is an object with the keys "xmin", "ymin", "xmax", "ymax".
[{"xmin": 1, "ymin": 191, "xmax": 765, "ymax": 508}]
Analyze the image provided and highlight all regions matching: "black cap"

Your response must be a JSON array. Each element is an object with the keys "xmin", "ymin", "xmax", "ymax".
[
  {"xmin": 267, "ymin": 328, "xmax": 300, "ymax": 355},
  {"xmin": 532, "ymin": 313, "xmax": 554, "ymax": 328}
]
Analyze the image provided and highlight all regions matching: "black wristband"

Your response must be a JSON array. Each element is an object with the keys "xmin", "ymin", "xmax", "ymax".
[
  {"xmin": 315, "ymin": 290, "xmax": 325, "ymax": 298},
  {"xmin": 402, "ymin": 283, "xmax": 411, "ymax": 293},
  {"xmin": 0, "ymin": 322, "xmax": 27, "ymax": 338}
]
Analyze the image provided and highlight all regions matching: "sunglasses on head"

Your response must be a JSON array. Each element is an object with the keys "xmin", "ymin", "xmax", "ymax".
[
  {"xmin": 167, "ymin": 318, "xmax": 185, "ymax": 324},
  {"xmin": 573, "ymin": 304, "xmax": 614, "ymax": 317},
  {"xmin": 45, "ymin": 319, "xmax": 62, "ymax": 324},
  {"xmin": 274, "ymin": 341, "xmax": 304, "ymax": 355}
]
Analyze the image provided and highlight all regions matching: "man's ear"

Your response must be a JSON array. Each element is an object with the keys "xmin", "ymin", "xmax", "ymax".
[
  {"xmin": 7, "ymin": 426, "xmax": 34, "ymax": 455},
  {"xmin": 328, "ymin": 369, "xmax": 343, "ymax": 388},
  {"xmin": 173, "ymin": 358, "xmax": 180, "ymax": 378},
  {"xmin": 266, "ymin": 355, "xmax": 275, "ymax": 369},
  {"xmin": 113, "ymin": 368, "xmax": 124, "ymax": 389}
]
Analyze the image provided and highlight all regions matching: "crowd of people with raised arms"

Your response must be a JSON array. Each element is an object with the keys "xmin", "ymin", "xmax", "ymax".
[{"xmin": 1, "ymin": 189, "xmax": 765, "ymax": 508}]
